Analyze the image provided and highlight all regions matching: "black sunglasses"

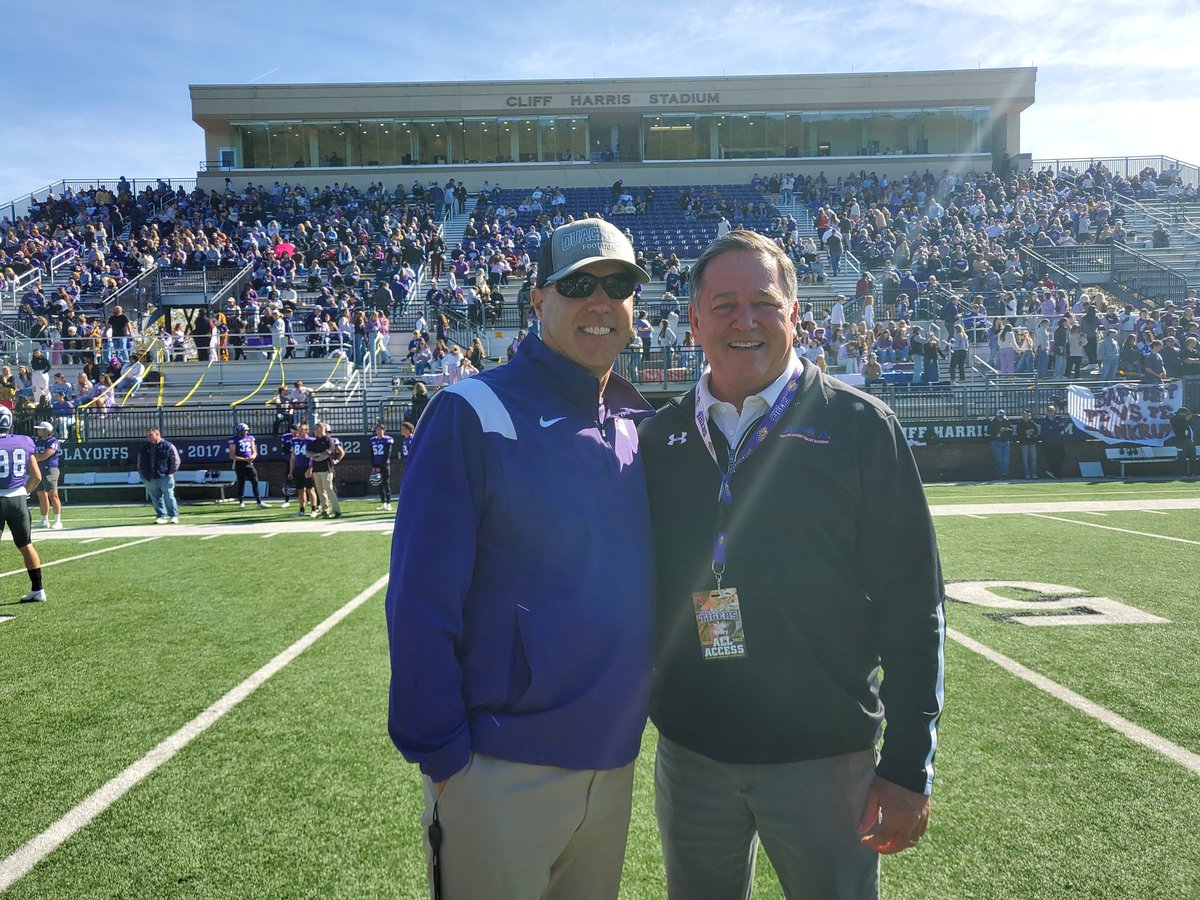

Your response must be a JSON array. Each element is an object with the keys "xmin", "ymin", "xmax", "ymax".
[{"xmin": 551, "ymin": 272, "xmax": 636, "ymax": 300}]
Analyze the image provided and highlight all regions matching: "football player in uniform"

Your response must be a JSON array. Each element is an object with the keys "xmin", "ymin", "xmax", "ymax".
[
  {"xmin": 0, "ymin": 408, "xmax": 47, "ymax": 601},
  {"xmin": 398, "ymin": 421, "xmax": 414, "ymax": 484},
  {"xmin": 287, "ymin": 422, "xmax": 315, "ymax": 517},
  {"xmin": 32, "ymin": 421, "xmax": 64, "ymax": 529},
  {"xmin": 370, "ymin": 423, "xmax": 395, "ymax": 511},
  {"xmin": 228, "ymin": 423, "xmax": 269, "ymax": 509}
]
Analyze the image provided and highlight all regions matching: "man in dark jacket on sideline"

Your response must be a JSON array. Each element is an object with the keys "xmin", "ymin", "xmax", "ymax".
[{"xmin": 137, "ymin": 427, "xmax": 181, "ymax": 524}]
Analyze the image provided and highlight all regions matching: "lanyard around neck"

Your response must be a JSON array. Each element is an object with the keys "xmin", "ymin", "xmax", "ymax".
[{"xmin": 693, "ymin": 363, "xmax": 803, "ymax": 584}]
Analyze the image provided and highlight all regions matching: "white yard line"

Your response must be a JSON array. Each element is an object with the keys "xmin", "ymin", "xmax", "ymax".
[
  {"xmin": 964, "ymin": 514, "xmax": 988, "ymax": 520},
  {"xmin": 1142, "ymin": 510, "xmax": 1169, "ymax": 516},
  {"xmin": 0, "ymin": 616, "xmax": 13, "ymax": 626},
  {"xmin": 78, "ymin": 538, "xmax": 104, "ymax": 545},
  {"xmin": 200, "ymin": 534, "xmax": 221, "ymax": 541},
  {"xmin": 1026, "ymin": 514, "xmax": 1200, "ymax": 546},
  {"xmin": 261, "ymin": 533, "xmax": 279, "ymax": 539},
  {"xmin": 948, "ymin": 628, "xmax": 1200, "ymax": 778},
  {"xmin": 0, "ymin": 573, "xmax": 390, "ymax": 892},
  {"xmin": 322, "ymin": 531, "xmax": 336, "ymax": 537},
  {"xmin": 30, "ymin": 518, "xmax": 396, "ymax": 540},
  {"xmin": 0, "ymin": 538, "xmax": 161, "ymax": 579},
  {"xmin": 931, "ymin": 498, "xmax": 1200, "ymax": 517}
]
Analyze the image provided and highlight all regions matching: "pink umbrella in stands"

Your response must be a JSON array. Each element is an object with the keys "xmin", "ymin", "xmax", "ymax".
[{"xmin": 273, "ymin": 241, "xmax": 296, "ymax": 259}]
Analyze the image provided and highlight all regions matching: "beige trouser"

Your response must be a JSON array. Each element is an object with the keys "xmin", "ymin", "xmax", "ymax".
[
  {"xmin": 312, "ymin": 470, "xmax": 339, "ymax": 515},
  {"xmin": 419, "ymin": 753, "xmax": 635, "ymax": 900}
]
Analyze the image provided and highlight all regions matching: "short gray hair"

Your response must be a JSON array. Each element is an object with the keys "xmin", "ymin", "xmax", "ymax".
[{"xmin": 690, "ymin": 230, "xmax": 797, "ymax": 307}]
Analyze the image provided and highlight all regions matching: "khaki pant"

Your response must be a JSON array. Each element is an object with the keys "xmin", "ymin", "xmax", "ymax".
[
  {"xmin": 419, "ymin": 753, "xmax": 635, "ymax": 900},
  {"xmin": 312, "ymin": 469, "xmax": 340, "ymax": 515}
]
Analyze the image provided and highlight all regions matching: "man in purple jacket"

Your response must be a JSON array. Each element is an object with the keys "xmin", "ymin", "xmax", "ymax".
[{"xmin": 387, "ymin": 218, "xmax": 654, "ymax": 899}]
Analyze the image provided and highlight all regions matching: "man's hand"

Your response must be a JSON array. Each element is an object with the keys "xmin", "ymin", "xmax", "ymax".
[{"xmin": 856, "ymin": 776, "xmax": 930, "ymax": 854}]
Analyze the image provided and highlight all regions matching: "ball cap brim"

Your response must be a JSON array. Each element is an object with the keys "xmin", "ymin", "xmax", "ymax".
[{"xmin": 536, "ymin": 218, "xmax": 650, "ymax": 287}]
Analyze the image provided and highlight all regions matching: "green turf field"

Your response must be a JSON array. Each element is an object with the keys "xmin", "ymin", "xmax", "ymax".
[{"xmin": 1, "ymin": 484, "xmax": 1198, "ymax": 898}]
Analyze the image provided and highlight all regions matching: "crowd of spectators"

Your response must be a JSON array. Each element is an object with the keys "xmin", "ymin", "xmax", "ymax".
[
  {"xmin": 6, "ymin": 161, "xmax": 1199, "ymax": 400},
  {"xmin": 738, "ymin": 163, "xmax": 1200, "ymax": 382}
]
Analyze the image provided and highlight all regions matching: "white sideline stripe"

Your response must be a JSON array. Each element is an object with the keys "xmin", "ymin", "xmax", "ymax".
[
  {"xmin": 1027, "ymin": 514, "xmax": 1200, "ymax": 546},
  {"xmin": 1143, "ymin": 510, "xmax": 1168, "ymax": 515},
  {"xmin": 0, "ymin": 538, "xmax": 160, "ymax": 579},
  {"xmin": 0, "ymin": 572, "xmax": 390, "ymax": 892},
  {"xmin": 1079, "ymin": 511, "xmax": 1108, "ymax": 517},
  {"xmin": 931, "ymin": 498, "xmax": 1200, "ymax": 517},
  {"xmin": 965, "ymin": 514, "xmax": 988, "ymax": 520},
  {"xmin": 948, "ymin": 628, "xmax": 1200, "ymax": 778},
  {"xmin": 78, "ymin": 538, "xmax": 103, "ymax": 545},
  {"xmin": 201, "ymin": 534, "xmax": 221, "ymax": 541},
  {"xmin": 322, "ymin": 531, "xmax": 336, "ymax": 538},
  {"xmin": 261, "ymin": 532, "xmax": 279, "ymax": 539}
]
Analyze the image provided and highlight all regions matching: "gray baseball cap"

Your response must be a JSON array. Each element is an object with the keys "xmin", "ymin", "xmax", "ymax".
[{"xmin": 536, "ymin": 218, "xmax": 649, "ymax": 287}]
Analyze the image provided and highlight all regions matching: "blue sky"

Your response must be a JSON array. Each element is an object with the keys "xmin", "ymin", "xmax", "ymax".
[{"xmin": 3, "ymin": 0, "xmax": 1198, "ymax": 203}]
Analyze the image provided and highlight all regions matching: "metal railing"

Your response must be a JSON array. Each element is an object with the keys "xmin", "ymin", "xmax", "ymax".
[
  {"xmin": 2, "ymin": 247, "xmax": 78, "ymax": 315},
  {"xmin": 104, "ymin": 265, "xmax": 161, "ymax": 323},
  {"xmin": 2, "ymin": 178, "xmax": 195, "ymax": 225},
  {"xmin": 1110, "ymin": 247, "xmax": 1189, "ymax": 306},
  {"xmin": 863, "ymin": 380, "xmax": 1192, "ymax": 420},
  {"xmin": 71, "ymin": 401, "xmax": 366, "ymax": 443},
  {"xmin": 1019, "ymin": 248, "xmax": 1084, "ymax": 298},
  {"xmin": 42, "ymin": 370, "xmax": 1200, "ymax": 445},
  {"xmin": 1029, "ymin": 156, "xmax": 1199, "ymax": 189},
  {"xmin": 1027, "ymin": 244, "xmax": 1188, "ymax": 306},
  {"xmin": 158, "ymin": 266, "xmax": 242, "ymax": 298},
  {"xmin": 614, "ymin": 346, "xmax": 705, "ymax": 387},
  {"xmin": 48, "ymin": 247, "xmax": 78, "ymax": 280}
]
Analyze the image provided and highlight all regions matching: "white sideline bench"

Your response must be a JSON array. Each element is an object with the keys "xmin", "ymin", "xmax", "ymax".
[
  {"xmin": 59, "ymin": 470, "xmax": 240, "ymax": 502},
  {"xmin": 1104, "ymin": 445, "xmax": 1179, "ymax": 477}
]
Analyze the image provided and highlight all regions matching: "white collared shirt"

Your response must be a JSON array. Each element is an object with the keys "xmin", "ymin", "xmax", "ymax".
[{"xmin": 697, "ymin": 359, "xmax": 802, "ymax": 451}]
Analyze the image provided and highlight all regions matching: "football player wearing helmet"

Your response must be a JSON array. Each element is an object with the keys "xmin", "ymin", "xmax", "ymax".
[
  {"xmin": 228, "ymin": 423, "xmax": 268, "ymax": 509},
  {"xmin": 0, "ymin": 407, "xmax": 47, "ymax": 601},
  {"xmin": 32, "ymin": 421, "xmax": 64, "ymax": 529}
]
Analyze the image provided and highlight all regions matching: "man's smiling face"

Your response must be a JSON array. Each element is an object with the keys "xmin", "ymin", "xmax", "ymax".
[{"xmin": 690, "ymin": 250, "xmax": 798, "ymax": 407}]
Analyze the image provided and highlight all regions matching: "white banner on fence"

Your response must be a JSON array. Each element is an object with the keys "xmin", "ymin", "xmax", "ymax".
[{"xmin": 1066, "ymin": 381, "xmax": 1183, "ymax": 446}]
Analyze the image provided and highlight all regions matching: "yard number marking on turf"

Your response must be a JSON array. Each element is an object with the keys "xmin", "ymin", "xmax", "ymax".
[
  {"xmin": 947, "ymin": 628, "xmax": 1200, "ymax": 778},
  {"xmin": 946, "ymin": 581, "xmax": 1168, "ymax": 627},
  {"xmin": 1027, "ymin": 513, "xmax": 1200, "ymax": 546},
  {"xmin": 0, "ymin": 572, "xmax": 391, "ymax": 893},
  {"xmin": 0, "ymin": 538, "xmax": 161, "ymax": 579}
]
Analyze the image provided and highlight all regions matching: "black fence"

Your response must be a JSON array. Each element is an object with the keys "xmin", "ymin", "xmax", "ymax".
[
  {"xmin": 614, "ymin": 346, "xmax": 705, "ymax": 387},
  {"xmin": 71, "ymin": 401, "xmax": 371, "ymax": 443},
  {"xmin": 867, "ymin": 383, "xmax": 1075, "ymax": 420},
  {"xmin": 1030, "ymin": 244, "xmax": 1188, "ymax": 306},
  {"xmin": 46, "ymin": 374, "xmax": 1200, "ymax": 446}
]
